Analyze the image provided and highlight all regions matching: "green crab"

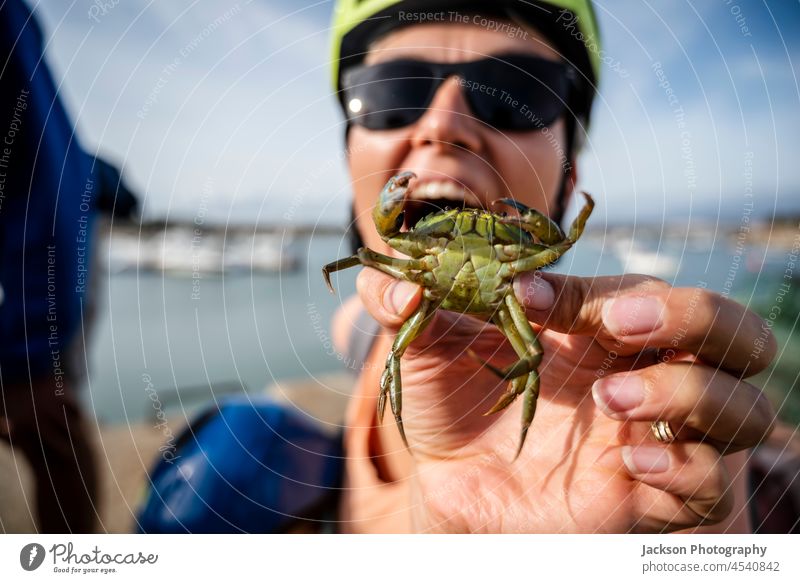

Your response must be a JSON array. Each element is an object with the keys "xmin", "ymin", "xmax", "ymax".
[{"xmin": 324, "ymin": 172, "xmax": 594, "ymax": 458}]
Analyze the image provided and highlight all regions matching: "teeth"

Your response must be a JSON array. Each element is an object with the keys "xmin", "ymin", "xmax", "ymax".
[
  {"xmin": 411, "ymin": 181, "xmax": 482, "ymax": 207},
  {"xmin": 413, "ymin": 181, "xmax": 465, "ymax": 200}
]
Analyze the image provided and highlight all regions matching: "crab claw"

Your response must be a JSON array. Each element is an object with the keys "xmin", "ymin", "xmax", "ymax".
[
  {"xmin": 494, "ymin": 198, "xmax": 565, "ymax": 245},
  {"xmin": 566, "ymin": 192, "xmax": 595, "ymax": 243},
  {"xmin": 372, "ymin": 171, "xmax": 416, "ymax": 239}
]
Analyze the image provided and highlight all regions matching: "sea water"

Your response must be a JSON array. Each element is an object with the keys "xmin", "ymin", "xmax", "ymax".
[{"xmin": 80, "ymin": 231, "xmax": 785, "ymax": 425}]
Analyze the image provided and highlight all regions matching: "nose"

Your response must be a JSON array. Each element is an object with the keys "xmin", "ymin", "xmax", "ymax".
[{"xmin": 408, "ymin": 76, "xmax": 484, "ymax": 154}]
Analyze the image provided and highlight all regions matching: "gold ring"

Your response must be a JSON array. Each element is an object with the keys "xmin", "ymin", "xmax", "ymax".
[{"xmin": 651, "ymin": 420, "xmax": 676, "ymax": 444}]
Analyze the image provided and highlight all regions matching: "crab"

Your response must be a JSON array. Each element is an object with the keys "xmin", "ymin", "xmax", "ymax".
[{"xmin": 323, "ymin": 172, "xmax": 594, "ymax": 459}]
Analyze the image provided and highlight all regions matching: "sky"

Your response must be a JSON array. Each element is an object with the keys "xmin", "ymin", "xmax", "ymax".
[{"xmin": 28, "ymin": 0, "xmax": 800, "ymax": 228}]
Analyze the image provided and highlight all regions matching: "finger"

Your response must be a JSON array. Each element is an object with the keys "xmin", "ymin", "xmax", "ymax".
[
  {"xmin": 513, "ymin": 272, "xmax": 666, "ymax": 341},
  {"xmin": 356, "ymin": 267, "xmax": 423, "ymax": 329},
  {"xmin": 514, "ymin": 272, "xmax": 777, "ymax": 376},
  {"xmin": 621, "ymin": 442, "xmax": 734, "ymax": 530},
  {"xmin": 592, "ymin": 363, "xmax": 775, "ymax": 452},
  {"xmin": 356, "ymin": 267, "xmax": 502, "ymax": 360}
]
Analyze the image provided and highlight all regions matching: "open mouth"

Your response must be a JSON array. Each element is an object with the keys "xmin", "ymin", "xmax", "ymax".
[{"xmin": 402, "ymin": 180, "xmax": 483, "ymax": 230}]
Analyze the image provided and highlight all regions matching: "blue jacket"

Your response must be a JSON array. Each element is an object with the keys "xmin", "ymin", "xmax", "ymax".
[{"xmin": 0, "ymin": 0, "xmax": 96, "ymax": 383}]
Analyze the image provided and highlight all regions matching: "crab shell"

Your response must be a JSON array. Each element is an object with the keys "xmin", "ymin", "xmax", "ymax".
[{"xmin": 322, "ymin": 172, "xmax": 594, "ymax": 459}]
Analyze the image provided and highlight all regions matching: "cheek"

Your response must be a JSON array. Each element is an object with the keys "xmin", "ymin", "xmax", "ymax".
[
  {"xmin": 348, "ymin": 126, "xmax": 408, "ymax": 178},
  {"xmin": 494, "ymin": 120, "xmax": 568, "ymax": 211},
  {"xmin": 348, "ymin": 128, "xmax": 408, "ymax": 251}
]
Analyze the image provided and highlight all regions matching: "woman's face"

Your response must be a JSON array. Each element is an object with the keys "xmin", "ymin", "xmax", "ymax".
[{"xmin": 347, "ymin": 21, "xmax": 576, "ymax": 255}]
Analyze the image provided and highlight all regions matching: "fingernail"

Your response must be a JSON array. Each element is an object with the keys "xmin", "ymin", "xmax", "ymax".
[
  {"xmin": 622, "ymin": 446, "xmax": 670, "ymax": 474},
  {"xmin": 386, "ymin": 280, "xmax": 418, "ymax": 314},
  {"xmin": 592, "ymin": 375, "xmax": 645, "ymax": 416},
  {"xmin": 514, "ymin": 273, "xmax": 555, "ymax": 311},
  {"xmin": 602, "ymin": 296, "xmax": 664, "ymax": 336}
]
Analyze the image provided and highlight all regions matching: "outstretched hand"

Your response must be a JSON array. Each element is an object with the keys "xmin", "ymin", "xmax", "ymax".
[{"xmin": 343, "ymin": 268, "xmax": 776, "ymax": 533}]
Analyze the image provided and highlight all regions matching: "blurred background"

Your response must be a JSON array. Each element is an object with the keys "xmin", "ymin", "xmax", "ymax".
[{"xmin": 1, "ymin": 0, "xmax": 798, "ymax": 531}]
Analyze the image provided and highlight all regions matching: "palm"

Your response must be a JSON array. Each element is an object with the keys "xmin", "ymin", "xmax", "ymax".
[{"xmin": 376, "ymin": 311, "xmax": 671, "ymax": 533}]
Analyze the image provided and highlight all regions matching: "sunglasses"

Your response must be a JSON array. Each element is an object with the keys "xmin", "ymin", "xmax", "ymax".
[{"xmin": 341, "ymin": 53, "xmax": 577, "ymax": 132}]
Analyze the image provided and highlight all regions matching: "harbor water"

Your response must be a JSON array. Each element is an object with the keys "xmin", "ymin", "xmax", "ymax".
[{"xmin": 81, "ymin": 230, "xmax": 799, "ymax": 425}]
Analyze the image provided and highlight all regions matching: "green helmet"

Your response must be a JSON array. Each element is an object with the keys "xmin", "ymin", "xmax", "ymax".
[{"xmin": 330, "ymin": 0, "xmax": 601, "ymax": 126}]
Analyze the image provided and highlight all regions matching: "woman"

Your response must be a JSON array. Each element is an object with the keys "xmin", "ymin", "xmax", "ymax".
[{"xmin": 328, "ymin": 0, "xmax": 776, "ymax": 533}]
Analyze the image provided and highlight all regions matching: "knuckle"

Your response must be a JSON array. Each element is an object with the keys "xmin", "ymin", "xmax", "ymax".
[
  {"xmin": 624, "ymin": 274, "xmax": 671, "ymax": 295},
  {"xmin": 686, "ymin": 450, "xmax": 734, "ymax": 525},
  {"xmin": 638, "ymin": 363, "xmax": 669, "ymax": 401},
  {"xmin": 553, "ymin": 276, "xmax": 594, "ymax": 332},
  {"xmin": 646, "ymin": 362, "xmax": 700, "ymax": 419},
  {"xmin": 644, "ymin": 277, "xmax": 671, "ymax": 294},
  {"xmin": 570, "ymin": 277, "xmax": 601, "ymax": 333},
  {"xmin": 570, "ymin": 275, "xmax": 592, "ymax": 308},
  {"xmin": 753, "ymin": 391, "xmax": 777, "ymax": 442},
  {"xmin": 681, "ymin": 291, "xmax": 724, "ymax": 348},
  {"xmin": 685, "ymin": 403, "xmax": 712, "ymax": 434},
  {"xmin": 744, "ymin": 314, "xmax": 778, "ymax": 373},
  {"xmin": 695, "ymin": 290, "xmax": 725, "ymax": 322},
  {"xmin": 761, "ymin": 323, "xmax": 778, "ymax": 360},
  {"xmin": 692, "ymin": 490, "xmax": 734, "ymax": 526},
  {"xmin": 741, "ymin": 303, "xmax": 768, "ymax": 335}
]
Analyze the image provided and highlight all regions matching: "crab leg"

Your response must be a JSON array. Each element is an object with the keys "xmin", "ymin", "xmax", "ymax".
[
  {"xmin": 474, "ymin": 295, "xmax": 543, "ymax": 458},
  {"xmin": 566, "ymin": 192, "xmax": 595, "ymax": 242},
  {"xmin": 493, "ymin": 242, "xmax": 547, "ymax": 262},
  {"xmin": 472, "ymin": 302, "xmax": 543, "ymax": 382},
  {"xmin": 499, "ymin": 193, "xmax": 595, "ymax": 277},
  {"xmin": 480, "ymin": 306, "xmax": 529, "ymax": 415},
  {"xmin": 495, "ymin": 198, "xmax": 565, "ymax": 244},
  {"xmin": 322, "ymin": 255, "xmax": 362, "ymax": 294},
  {"xmin": 500, "ymin": 246, "xmax": 564, "ymax": 277},
  {"xmin": 496, "ymin": 192, "xmax": 594, "ymax": 245},
  {"xmin": 378, "ymin": 297, "xmax": 433, "ymax": 448},
  {"xmin": 357, "ymin": 248, "xmax": 434, "ymax": 286},
  {"xmin": 386, "ymin": 233, "xmax": 440, "ymax": 258},
  {"xmin": 504, "ymin": 293, "xmax": 545, "ymax": 458},
  {"xmin": 322, "ymin": 247, "xmax": 433, "ymax": 293}
]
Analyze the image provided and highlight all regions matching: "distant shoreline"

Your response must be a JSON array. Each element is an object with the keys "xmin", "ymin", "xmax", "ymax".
[
  {"xmin": 104, "ymin": 218, "xmax": 348, "ymax": 237},
  {"xmin": 102, "ymin": 217, "xmax": 800, "ymax": 250}
]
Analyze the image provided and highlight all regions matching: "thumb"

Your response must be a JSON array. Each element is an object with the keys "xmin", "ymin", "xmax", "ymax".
[{"xmin": 356, "ymin": 267, "xmax": 422, "ymax": 329}]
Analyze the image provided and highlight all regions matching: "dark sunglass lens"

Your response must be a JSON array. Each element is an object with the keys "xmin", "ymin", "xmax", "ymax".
[
  {"xmin": 466, "ymin": 56, "xmax": 571, "ymax": 130},
  {"xmin": 342, "ymin": 61, "xmax": 437, "ymax": 130}
]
